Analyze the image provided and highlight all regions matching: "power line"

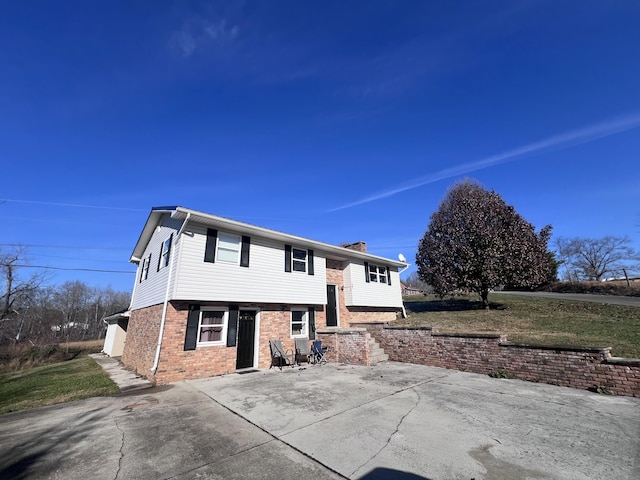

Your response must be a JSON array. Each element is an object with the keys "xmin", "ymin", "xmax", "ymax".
[
  {"xmin": 14, "ymin": 264, "xmax": 135, "ymax": 274},
  {"xmin": 0, "ymin": 243, "xmax": 130, "ymax": 251}
]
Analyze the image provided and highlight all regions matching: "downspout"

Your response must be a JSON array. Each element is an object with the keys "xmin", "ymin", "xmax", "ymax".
[
  {"xmin": 398, "ymin": 263, "xmax": 410, "ymax": 319},
  {"xmin": 151, "ymin": 212, "xmax": 191, "ymax": 374}
]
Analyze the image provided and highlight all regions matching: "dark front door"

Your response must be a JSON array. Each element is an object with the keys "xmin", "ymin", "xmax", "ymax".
[
  {"xmin": 326, "ymin": 285, "xmax": 338, "ymax": 327},
  {"xmin": 236, "ymin": 310, "xmax": 256, "ymax": 369}
]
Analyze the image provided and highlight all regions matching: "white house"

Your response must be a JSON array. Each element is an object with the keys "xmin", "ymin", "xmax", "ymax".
[{"xmin": 120, "ymin": 206, "xmax": 407, "ymax": 383}]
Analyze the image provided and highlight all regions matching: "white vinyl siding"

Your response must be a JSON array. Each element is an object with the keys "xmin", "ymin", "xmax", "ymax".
[
  {"xmin": 130, "ymin": 215, "xmax": 183, "ymax": 310},
  {"xmin": 343, "ymin": 263, "xmax": 403, "ymax": 308},
  {"xmin": 173, "ymin": 225, "xmax": 327, "ymax": 305}
]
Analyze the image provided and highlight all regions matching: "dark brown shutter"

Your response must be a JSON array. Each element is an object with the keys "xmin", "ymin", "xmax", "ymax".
[
  {"xmin": 364, "ymin": 262, "xmax": 370, "ymax": 283},
  {"xmin": 387, "ymin": 266, "xmax": 392, "ymax": 286},
  {"xmin": 204, "ymin": 229, "xmax": 218, "ymax": 263},
  {"xmin": 240, "ymin": 236, "xmax": 250, "ymax": 267},
  {"xmin": 227, "ymin": 305, "xmax": 239, "ymax": 347},
  {"xmin": 284, "ymin": 244, "xmax": 292, "ymax": 272},
  {"xmin": 307, "ymin": 249, "xmax": 314, "ymax": 276},
  {"xmin": 308, "ymin": 307, "xmax": 316, "ymax": 340},
  {"xmin": 184, "ymin": 305, "xmax": 200, "ymax": 351}
]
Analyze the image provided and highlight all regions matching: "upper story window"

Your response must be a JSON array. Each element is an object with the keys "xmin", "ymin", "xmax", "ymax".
[
  {"xmin": 204, "ymin": 229, "xmax": 250, "ymax": 267},
  {"xmin": 365, "ymin": 262, "xmax": 392, "ymax": 286},
  {"xmin": 284, "ymin": 245, "xmax": 314, "ymax": 275},
  {"xmin": 198, "ymin": 309, "xmax": 227, "ymax": 345},
  {"xmin": 292, "ymin": 248, "xmax": 307, "ymax": 272},
  {"xmin": 369, "ymin": 264, "xmax": 387, "ymax": 283},
  {"xmin": 158, "ymin": 235, "xmax": 172, "ymax": 271},
  {"xmin": 218, "ymin": 232, "xmax": 241, "ymax": 263},
  {"xmin": 140, "ymin": 254, "xmax": 151, "ymax": 282}
]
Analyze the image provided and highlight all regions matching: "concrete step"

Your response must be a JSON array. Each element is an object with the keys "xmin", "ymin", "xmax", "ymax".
[{"xmin": 367, "ymin": 336, "xmax": 388, "ymax": 365}]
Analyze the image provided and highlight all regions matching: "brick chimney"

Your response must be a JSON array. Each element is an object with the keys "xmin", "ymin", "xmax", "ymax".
[{"xmin": 343, "ymin": 241, "xmax": 367, "ymax": 253}]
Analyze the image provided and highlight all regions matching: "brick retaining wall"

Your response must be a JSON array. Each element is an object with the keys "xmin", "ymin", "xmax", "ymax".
[
  {"xmin": 316, "ymin": 328, "xmax": 371, "ymax": 365},
  {"xmin": 358, "ymin": 323, "xmax": 640, "ymax": 397}
]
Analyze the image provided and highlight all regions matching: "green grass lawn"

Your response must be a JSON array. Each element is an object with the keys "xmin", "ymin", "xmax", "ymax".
[
  {"xmin": 399, "ymin": 293, "xmax": 640, "ymax": 358},
  {"xmin": 0, "ymin": 356, "xmax": 119, "ymax": 415}
]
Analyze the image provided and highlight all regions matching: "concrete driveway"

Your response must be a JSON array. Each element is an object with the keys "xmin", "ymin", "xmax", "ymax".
[
  {"xmin": 192, "ymin": 362, "xmax": 640, "ymax": 480},
  {"xmin": 1, "ymin": 362, "xmax": 639, "ymax": 480}
]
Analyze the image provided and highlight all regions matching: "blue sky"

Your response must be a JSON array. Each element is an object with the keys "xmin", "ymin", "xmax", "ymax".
[{"xmin": 1, "ymin": 1, "xmax": 639, "ymax": 292}]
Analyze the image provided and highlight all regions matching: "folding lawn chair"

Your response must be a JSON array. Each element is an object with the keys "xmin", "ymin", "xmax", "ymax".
[
  {"xmin": 269, "ymin": 339, "xmax": 295, "ymax": 370},
  {"xmin": 295, "ymin": 338, "xmax": 312, "ymax": 365},
  {"xmin": 311, "ymin": 340, "xmax": 328, "ymax": 365}
]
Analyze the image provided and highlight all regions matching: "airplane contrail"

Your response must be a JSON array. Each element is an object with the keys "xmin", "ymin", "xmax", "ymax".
[{"xmin": 330, "ymin": 113, "xmax": 640, "ymax": 212}]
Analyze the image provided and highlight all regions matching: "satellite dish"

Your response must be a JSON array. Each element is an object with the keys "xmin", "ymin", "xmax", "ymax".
[{"xmin": 398, "ymin": 253, "xmax": 407, "ymax": 263}]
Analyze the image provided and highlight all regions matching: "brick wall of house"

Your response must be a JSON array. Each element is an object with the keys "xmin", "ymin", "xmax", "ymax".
[
  {"xmin": 121, "ymin": 303, "xmax": 163, "ymax": 379},
  {"xmin": 360, "ymin": 323, "xmax": 640, "ymax": 397},
  {"xmin": 123, "ymin": 302, "xmax": 330, "ymax": 384}
]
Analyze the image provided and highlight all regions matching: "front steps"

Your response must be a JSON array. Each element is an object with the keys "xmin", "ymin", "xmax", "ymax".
[{"xmin": 368, "ymin": 335, "xmax": 389, "ymax": 365}]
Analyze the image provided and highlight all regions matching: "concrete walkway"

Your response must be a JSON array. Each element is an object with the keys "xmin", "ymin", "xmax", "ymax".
[{"xmin": 89, "ymin": 353, "xmax": 154, "ymax": 392}]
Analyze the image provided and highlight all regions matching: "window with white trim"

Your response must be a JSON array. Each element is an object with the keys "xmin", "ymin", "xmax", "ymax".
[
  {"xmin": 197, "ymin": 309, "xmax": 228, "ymax": 345},
  {"xmin": 368, "ymin": 264, "xmax": 387, "ymax": 284},
  {"xmin": 292, "ymin": 248, "xmax": 307, "ymax": 272},
  {"xmin": 217, "ymin": 232, "xmax": 241, "ymax": 264},
  {"xmin": 290, "ymin": 309, "xmax": 308, "ymax": 338},
  {"xmin": 159, "ymin": 237, "xmax": 172, "ymax": 269},
  {"xmin": 140, "ymin": 254, "xmax": 151, "ymax": 282}
]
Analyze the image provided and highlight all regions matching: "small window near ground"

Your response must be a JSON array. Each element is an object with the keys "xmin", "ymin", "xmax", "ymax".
[
  {"xmin": 198, "ymin": 310, "xmax": 227, "ymax": 345},
  {"xmin": 291, "ymin": 309, "xmax": 308, "ymax": 337}
]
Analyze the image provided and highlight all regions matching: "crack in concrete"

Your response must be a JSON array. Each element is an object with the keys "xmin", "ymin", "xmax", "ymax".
[
  {"xmin": 113, "ymin": 417, "xmax": 125, "ymax": 480},
  {"xmin": 277, "ymin": 375, "xmax": 450, "ymax": 437},
  {"xmin": 350, "ymin": 387, "xmax": 421, "ymax": 478},
  {"xmin": 162, "ymin": 439, "xmax": 275, "ymax": 479}
]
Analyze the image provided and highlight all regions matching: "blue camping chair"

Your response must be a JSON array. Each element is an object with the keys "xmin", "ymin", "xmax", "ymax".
[{"xmin": 311, "ymin": 340, "xmax": 329, "ymax": 365}]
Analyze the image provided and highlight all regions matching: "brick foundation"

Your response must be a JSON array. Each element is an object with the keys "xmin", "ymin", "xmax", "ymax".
[
  {"xmin": 359, "ymin": 323, "xmax": 640, "ymax": 397},
  {"xmin": 122, "ymin": 301, "xmax": 338, "ymax": 384}
]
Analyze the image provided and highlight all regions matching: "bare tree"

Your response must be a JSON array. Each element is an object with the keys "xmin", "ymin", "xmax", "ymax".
[
  {"xmin": 554, "ymin": 236, "xmax": 639, "ymax": 281},
  {"xmin": 0, "ymin": 246, "xmax": 47, "ymax": 342}
]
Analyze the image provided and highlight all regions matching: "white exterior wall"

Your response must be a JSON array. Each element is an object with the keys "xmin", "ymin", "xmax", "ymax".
[
  {"xmin": 103, "ymin": 322, "xmax": 126, "ymax": 357},
  {"xmin": 343, "ymin": 262, "xmax": 404, "ymax": 307},
  {"xmin": 130, "ymin": 215, "xmax": 183, "ymax": 311},
  {"xmin": 172, "ymin": 225, "xmax": 327, "ymax": 305}
]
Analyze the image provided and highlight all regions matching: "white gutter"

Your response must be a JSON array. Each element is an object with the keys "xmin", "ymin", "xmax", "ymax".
[{"xmin": 151, "ymin": 212, "xmax": 191, "ymax": 373}]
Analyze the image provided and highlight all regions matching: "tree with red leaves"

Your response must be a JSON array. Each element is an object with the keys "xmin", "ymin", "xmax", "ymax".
[{"xmin": 416, "ymin": 180, "xmax": 552, "ymax": 308}]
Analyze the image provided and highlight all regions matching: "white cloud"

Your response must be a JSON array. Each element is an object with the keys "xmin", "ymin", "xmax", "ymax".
[{"xmin": 171, "ymin": 18, "xmax": 239, "ymax": 58}]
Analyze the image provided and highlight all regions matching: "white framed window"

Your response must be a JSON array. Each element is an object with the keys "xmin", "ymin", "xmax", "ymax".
[
  {"xmin": 140, "ymin": 254, "xmax": 151, "ymax": 282},
  {"xmin": 292, "ymin": 248, "xmax": 307, "ymax": 272},
  {"xmin": 369, "ymin": 264, "xmax": 387, "ymax": 284},
  {"xmin": 197, "ymin": 309, "xmax": 228, "ymax": 345},
  {"xmin": 290, "ymin": 309, "xmax": 308, "ymax": 338},
  {"xmin": 159, "ymin": 236, "xmax": 172, "ymax": 270},
  {"xmin": 217, "ymin": 232, "xmax": 241, "ymax": 264}
]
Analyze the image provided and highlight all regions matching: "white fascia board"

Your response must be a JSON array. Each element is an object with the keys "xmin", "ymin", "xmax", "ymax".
[
  {"xmin": 169, "ymin": 206, "xmax": 408, "ymax": 268},
  {"xmin": 129, "ymin": 207, "xmax": 177, "ymax": 263}
]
